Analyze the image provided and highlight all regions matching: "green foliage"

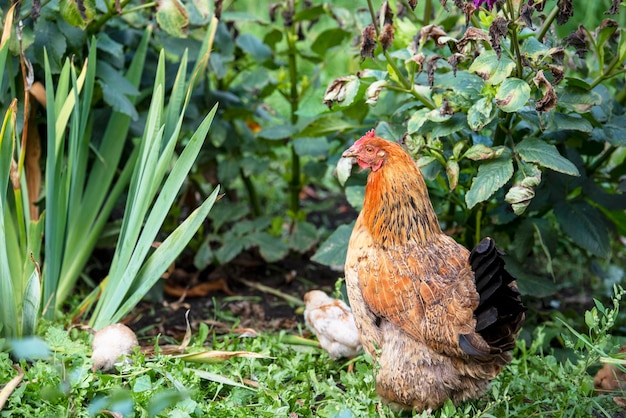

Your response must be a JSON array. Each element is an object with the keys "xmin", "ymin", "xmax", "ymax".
[
  {"xmin": 2, "ymin": 288, "xmax": 625, "ymax": 416},
  {"xmin": 315, "ymin": 0, "xmax": 626, "ymax": 298},
  {"xmin": 0, "ymin": 1, "xmax": 221, "ymax": 335}
]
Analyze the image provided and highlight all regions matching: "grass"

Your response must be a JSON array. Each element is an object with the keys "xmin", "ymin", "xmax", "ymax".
[{"xmin": 1, "ymin": 291, "xmax": 624, "ymax": 417}]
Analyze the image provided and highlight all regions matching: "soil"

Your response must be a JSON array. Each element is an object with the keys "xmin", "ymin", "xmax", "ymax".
[{"xmin": 122, "ymin": 250, "xmax": 342, "ymax": 342}]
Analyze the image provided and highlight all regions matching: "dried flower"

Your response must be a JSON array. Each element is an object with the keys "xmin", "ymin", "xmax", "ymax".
[
  {"xmin": 556, "ymin": 0, "xmax": 573, "ymax": 25},
  {"xmin": 473, "ymin": 0, "xmax": 498, "ymax": 10},
  {"xmin": 379, "ymin": 24, "xmax": 395, "ymax": 52},
  {"xmin": 360, "ymin": 24, "xmax": 377, "ymax": 60}
]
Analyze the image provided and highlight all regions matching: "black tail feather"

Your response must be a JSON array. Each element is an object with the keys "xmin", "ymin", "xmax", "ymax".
[{"xmin": 470, "ymin": 237, "xmax": 526, "ymax": 355}]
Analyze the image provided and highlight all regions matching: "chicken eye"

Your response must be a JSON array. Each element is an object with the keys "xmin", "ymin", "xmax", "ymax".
[{"xmin": 365, "ymin": 146, "xmax": 374, "ymax": 154}]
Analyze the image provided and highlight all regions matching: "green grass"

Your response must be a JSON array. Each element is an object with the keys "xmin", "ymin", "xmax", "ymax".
[{"xmin": 1, "ymin": 302, "xmax": 623, "ymax": 417}]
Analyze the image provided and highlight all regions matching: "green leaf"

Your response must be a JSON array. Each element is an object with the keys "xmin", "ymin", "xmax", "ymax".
[
  {"xmin": 311, "ymin": 222, "xmax": 354, "ymax": 269},
  {"xmin": 293, "ymin": 4, "xmax": 326, "ymax": 22},
  {"xmin": 549, "ymin": 113, "xmax": 593, "ymax": 132},
  {"xmin": 520, "ymin": 37, "xmax": 549, "ymax": 60},
  {"xmin": 427, "ymin": 113, "xmax": 467, "ymax": 139},
  {"xmin": 257, "ymin": 124, "xmax": 297, "ymax": 140},
  {"xmin": 21, "ymin": 267, "xmax": 41, "ymax": 337},
  {"xmin": 468, "ymin": 50, "xmax": 515, "ymax": 85},
  {"xmin": 290, "ymin": 221, "xmax": 318, "ymax": 253},
  {"xmin": 248, "ymin": 232, "xmax": 289, "ymax": 262},
  {"xmin": 407, "ymin": 108, "xmax": 429, "ymax": 134},
  {"xmin": 345, "ymin": 185, "xmax": 365, "ymax": 210},
  {"xmin": 216, "ymin": 239, "xmax": 245, "ymax": 265},
  {"xmin": 495, "ymin": 78, "xmax": 530, "ymax": 112},
  {"xmin": 465, "ymin": 150, "xmax": 514, "ymax": 209},
  {"xmin": 558, "ymin": 85, "xmax": 602, "ymax": 113},
  {"xmin": 554, "ymin": 201, "xmax": 610, "ymax": 257},
  {"xmin": 503, "ymin": 256, "xmax": 557, "ymax": 297},
  {"xmin": 311, "ymin": 28, "xmax": 351, "ymax": 56},
  {"xmin": 236, "ymin": 34, "xmax": 272, "ymax": 62},
  {"xmin": 8, "ymin": 336, "xmax": 51, "ymax": 361},
  {"xmin": 59, "ymin": 0, "xmax": 95, "ymax": 28},
  {"xmin": 156, "ymin": 0, "xmax": 189, "ymax": 38},
  {"xmin": 467, "ymin": 97, "xmax": 494, "ymax": 131},
  {"xmin": 516, "ymin": 138, "xmax": 579, "ymax": 176},
  {"xmin": 293, "ymin": 137, "xmax": 329, "ymax": 157},
  {"xmin": 590, "ymin": 117, "xmax": 626, "ymax": 146},
  {"xmin": 297, "ymin": 115, "xmax": 357, "ymax": 137}
]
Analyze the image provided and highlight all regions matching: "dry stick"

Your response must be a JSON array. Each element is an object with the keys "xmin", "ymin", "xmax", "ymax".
[
  {"xmin": 0, "ymin": 366, "xmax": 24, "ymax": 411},
  {"xmin": 235, "ymin": 278, "xmax": 304, "ymax": 307}
]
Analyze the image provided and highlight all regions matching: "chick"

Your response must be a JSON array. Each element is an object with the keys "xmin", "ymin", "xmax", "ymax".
[
  {"xmin": 91, "ymin": 323, "xmax": 139, "ymax": 372},
  {"xmin": 303, "ymin": 290, "xmax": 362, "ymax": 360}
]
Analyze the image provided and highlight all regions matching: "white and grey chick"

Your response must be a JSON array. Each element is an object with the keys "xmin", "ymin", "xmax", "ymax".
[{"xmin": 303, "ymin": 290, "xmax": 362, "ymax": 359}]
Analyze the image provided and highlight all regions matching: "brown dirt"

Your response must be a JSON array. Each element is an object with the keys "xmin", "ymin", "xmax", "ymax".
[{"xmin": 122, "ymin": 250, "xmax": 342, "ymax": 342}]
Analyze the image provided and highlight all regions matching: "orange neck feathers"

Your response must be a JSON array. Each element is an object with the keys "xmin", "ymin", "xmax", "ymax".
[{"xmin": 360, "ymin": 143, "xmax": 442, "ymax": 247}]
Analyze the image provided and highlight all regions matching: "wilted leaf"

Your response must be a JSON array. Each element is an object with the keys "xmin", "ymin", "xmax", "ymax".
[
  {"xmin": 446, "ymin": 159, "xmax": 459, "ymax": 190},
  {"xmin": 176, "ymin": 350, "xmax": 272, "ymax": 363},
  {"xmin": 463, "ymin": 143, "xmax": 498, "ymax": 161},
  {"xmin": 554, "ymin": 201, "xmax": 611, "ymax": 257},
  {"xmin": 323, "ymin": 76, "xmax": 360, "ymax": 108},
  {"xmin": 468, "ymin": 50, "xmax": 515, "ymax": 85},
  {"xmin": 467, "ymin": 97, "xmax": 494, "ymax": 130},
  {"xmin": 495, "ymin": 78, "xmax": 530, "ymax": 112},
  {"xmin": 505, "ymin": 185, "xmax": 535, "ymax": 215},
  {"xmin": 365, "ymin": 80, "xmax": 387, "ymax": 105},
  {"xmin": 335, "ymin": 157, "xmax": 355, "ymax": 186},
  {"xmin": 190, "ymin": 369, "xmax": 257, "ymax": 390},
  {"xmin": 466, "ymin": 150, "xmax": 514, "ymax": 208},
  {"xmin": 156, "ymin": 0, "xmax": 189, "ymax": 38},
  {"xmin": 516, "ymin": 138, "xmax": 579, "ymax": 176},
  {"xmin": 59, "ymin": 0, "xmax": 95, "ymax": 28}
]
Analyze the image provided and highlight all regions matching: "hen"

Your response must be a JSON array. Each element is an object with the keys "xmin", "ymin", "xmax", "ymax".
[
  {"xmin": 303, "ymin": 290, "xmax": 362, "ymax": 359},
  {"xmin": 341, "ymin": 130, "xmax": 525, "ymax": 411}
]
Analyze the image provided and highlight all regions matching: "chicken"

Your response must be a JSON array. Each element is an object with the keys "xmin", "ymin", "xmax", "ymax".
[
  {"xmin": 303, "ymin": 290, "xmax": 362, "ymax": 359},
  {"xmin": 341, "ymin": 130, "xmax": 525, "ymax": 411}
]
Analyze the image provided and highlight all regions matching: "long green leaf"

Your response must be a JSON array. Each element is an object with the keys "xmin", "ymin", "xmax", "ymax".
[
  {"xmin": 95, "ymin": 106, "xmax": 218, "ymax": 327},
  {"xmin": 110, "ymin": 185, "xmax": 220, "ymax": 325},
  {"xmin": 21, "ymin": 261, "xmax": 41, "ymax": 336},
  {"xmin": 58, "ymin": 29, "xmax": 152, "ymax": 308},
  {"xmin": 0, "ymin": 101, "xmax": 17, "ymax": 337}
]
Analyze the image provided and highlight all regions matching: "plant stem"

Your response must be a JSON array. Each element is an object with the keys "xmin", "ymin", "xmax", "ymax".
[
  {"xmin": 589, "ymin": 55, "xmax": 625, "ymax": 89},
  {"xmin": 240, "ymin": 167, "xmax": 261, "ymax": 217},
  {"xmin": 88, "ymin": 0, "xmax": 133, "ymax": 34},
  {"xmin": 423, "ymin": 0, "xmax": 432, "ymax": 26},
  {"xmin": 474, "ymin": 206, "xmax": 482, "ymax": 246},
  {"xmin": 587, "ymin": 145, "xmax": 616, "ymax": 176},
  {"xmin": 285, "ymin": 3, "xmax": 301, "ymax": 217},
  {"xmin": 536, "ymin": 5, "xmax": 559, "ymax": 41},
  {"xmin": 505, "ymin": 0, "xmax": 524, "ymax": 79}
]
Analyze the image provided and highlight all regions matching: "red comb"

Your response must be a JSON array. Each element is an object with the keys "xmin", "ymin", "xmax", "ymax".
[{"xmin": 354, "ymin": 129, "xmax": 376, "ymax": 146}]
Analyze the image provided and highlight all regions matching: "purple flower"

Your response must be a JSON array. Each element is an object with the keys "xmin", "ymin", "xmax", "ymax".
[{"xmin": 473, "ymin": 0, "xmax": 498, "ymax": 10}]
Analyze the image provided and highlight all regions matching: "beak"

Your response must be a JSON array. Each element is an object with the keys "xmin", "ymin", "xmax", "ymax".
[{"xmin": 342, "ymin": 147, "xmax": 357, "ymax": 159}]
